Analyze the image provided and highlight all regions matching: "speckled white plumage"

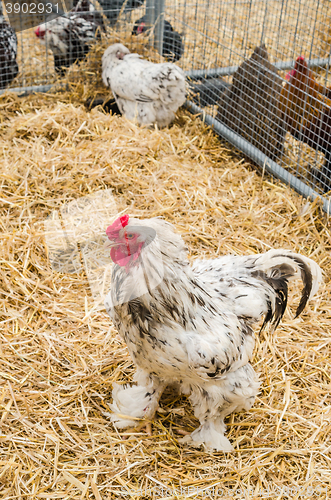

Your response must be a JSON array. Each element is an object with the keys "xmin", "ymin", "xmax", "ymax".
[
  {"xmin": 35, "ymin": 0, "xmax": 105, "ymax": 74},
  {"xmin": 0, "ymin": 13, "xmax": 18, "ymax": 89},
  {"xmin": 102, "ymin": 43, "xmax": 186, "ymax": 127},
  {"xmin": 105, "ymin": 217, "xmax": 322, "ymax": 451}
]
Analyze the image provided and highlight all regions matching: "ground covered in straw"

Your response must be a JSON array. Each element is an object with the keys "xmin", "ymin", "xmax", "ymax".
[{"xmin": 0, "ymin": 89, "xmax": 330, "ymax": 499}]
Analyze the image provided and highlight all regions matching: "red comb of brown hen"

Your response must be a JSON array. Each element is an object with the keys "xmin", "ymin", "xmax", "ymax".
[{"xmin": 296, "ymin": 55, "xmax": 305, "ymax": 65}]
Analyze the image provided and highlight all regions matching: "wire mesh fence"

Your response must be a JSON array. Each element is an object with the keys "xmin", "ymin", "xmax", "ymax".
[
  {"xmin": 1, "ymin": 0, "xmax": 330, "ymax": 209},
  {"xmin": 176, "ymin": 0, "xmax": 331, "ymax": 210}
]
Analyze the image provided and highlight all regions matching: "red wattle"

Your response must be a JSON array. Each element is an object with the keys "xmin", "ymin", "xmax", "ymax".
[
  {"xmin": 285, "ymin": 69, "xmax": 295, "ymax": 80},
  {"xmin": 110, "ymin": 241, "xmax": 144, "ymax": 267},
  {"xmin": 110, "ymin": 246, "xmax": 131, "ymax": 267}
]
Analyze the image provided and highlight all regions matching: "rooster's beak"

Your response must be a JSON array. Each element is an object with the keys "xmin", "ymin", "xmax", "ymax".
[{"xmin": 104, "ymin": 240, "xmax": 122, "ymax": 250}]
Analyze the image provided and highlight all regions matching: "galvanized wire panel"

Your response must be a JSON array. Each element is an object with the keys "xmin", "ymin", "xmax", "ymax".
[
  {"xmin": 162, "ymin": 0, "xmax": 331, "ymax": 205},
  {"xmin": 165, "ymin": 0, "xmax": 329, "ymax": 71}
]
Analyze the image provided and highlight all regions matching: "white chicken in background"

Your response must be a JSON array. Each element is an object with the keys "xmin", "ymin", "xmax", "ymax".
[
  {"xmin": 35, "ymin": 0, "xmax": 106, "ymax": 76},
  {"xmin": 102, "ymin": 43, "xmax": 186, "ymax": 128},
  {"xmin": 0, "ymin": 8, "xmax": 19, "ymax": 89},
  {"xmin": 104, "ymin": 215, "xmax": 322, "ymax": 451}
]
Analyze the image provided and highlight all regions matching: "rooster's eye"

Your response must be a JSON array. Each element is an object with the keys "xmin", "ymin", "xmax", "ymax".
[{"xmin": 126, "ymin": 233, "xmax": 135, "ymax": 239}]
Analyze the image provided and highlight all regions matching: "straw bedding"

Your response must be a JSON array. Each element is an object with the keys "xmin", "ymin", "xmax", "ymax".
[
  {"xmin": 1, "ymin": 3, "xmax": 331, "ymax": 494},
  {"xmin": 0, "ymin": 75, "xmax": 330, "ymax": 498}
]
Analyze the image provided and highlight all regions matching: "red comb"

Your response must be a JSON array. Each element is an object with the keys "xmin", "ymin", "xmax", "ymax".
[
  {"xmin": 106, "ymin": 215, "xmax": 129, "ymax": 238},
  {"xmin": 137, "ymin": 22, "xmax": 145, "ymax": 34},
  {"xmin": 295, "ymin": 55, "xmax": 307, "ymax": 68},
  {"xmin": 35, "ymin": 26, "xmax": 45, "ymax": 37}
]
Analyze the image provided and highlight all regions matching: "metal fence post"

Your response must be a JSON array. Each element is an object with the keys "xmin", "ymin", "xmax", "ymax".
[
  {"xmin": 145, "ymin": 0, "xmax": 155, "ymax": 28},
  {"xmin": 154, "ymin": 0, "xmax": 165, "ymax": 57}
]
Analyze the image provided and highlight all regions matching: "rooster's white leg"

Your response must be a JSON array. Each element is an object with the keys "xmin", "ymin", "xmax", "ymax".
[
  {"xmin": 180, "ymin": 363, "xmax": 259, "ymax": 451},
  {"xmin": 108, "ymin": 369, "xmax": 167, "ymax": 429}
]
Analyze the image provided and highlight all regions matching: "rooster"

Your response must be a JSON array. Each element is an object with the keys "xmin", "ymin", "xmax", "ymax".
[
  {"xmin": 35, "ymin": 0, "xmax": 106, "ymax": 76},
  {"xmin": 0, "ymin": 10, "xmax": 19, "ymax": 89},
  {"xmin": 104, "ymin": 215, "xmax": 322, "ymax": 451},
  {"xmin": 102, "ymin": 43, "xmax": 186, "ymax": 128},
  {"xmin": 132, "ymin": 15, "xmax": 183, "ymax": 62},
  {"xmin": 279, "ymin": 56, "xmax": 331, "ymax": 193}
]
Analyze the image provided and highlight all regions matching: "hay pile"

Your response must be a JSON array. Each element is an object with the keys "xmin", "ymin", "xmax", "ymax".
[{"xmin": 0, "ymin": 86, "xmax": 331, "ymax": 499}]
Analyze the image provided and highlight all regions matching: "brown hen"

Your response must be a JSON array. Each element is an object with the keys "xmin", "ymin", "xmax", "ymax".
[{"xmin": 279, "ymin": 56, "xmax": 331, "ymax": 193}]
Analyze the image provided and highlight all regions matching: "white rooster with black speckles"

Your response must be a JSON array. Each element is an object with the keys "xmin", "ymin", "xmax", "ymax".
[
  {"xmin": 35, "ymin": 0, "xmax": 106, "ymax": 75},
  {"xmin": 104, "ymin": 215, "xmax": 322, "ymax": 451},
  {"xmin": 0, "ymin": 8, "xmax": 18, "ymax": 89},
  {"xmin": 102, "ymin": 43, "xmax": 186, "ymax": 128}
]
